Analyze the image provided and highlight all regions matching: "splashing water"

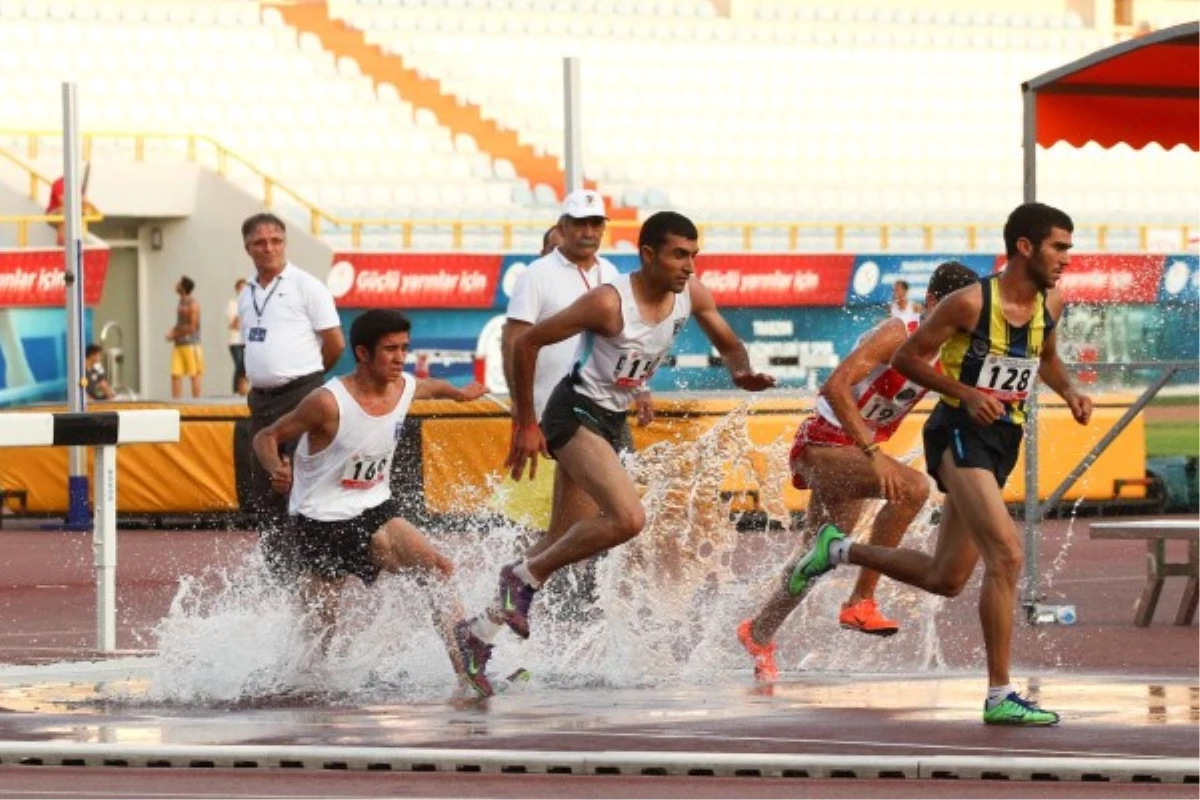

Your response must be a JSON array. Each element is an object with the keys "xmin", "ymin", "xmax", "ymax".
[{"xmin": 137, "ymin": 401, "xmax": 1004, "ymax": 705}]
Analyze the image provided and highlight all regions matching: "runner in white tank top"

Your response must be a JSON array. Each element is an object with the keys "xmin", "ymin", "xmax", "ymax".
[
  {"xmin": 462, "ymin": 212, "xmax": 776, "ymax": 663},
  {"xmin": 737, "ymin": 262, "xmax": 979, "ymax": 682},
  {"xmin": 252, "ymin": 309, "xmax": 496, "ymax": 698},
  {"xmin": 289, "ymin": 374, "xmax": 416, "ymax": 521},
  {"xmin": 572, "ymin": 272, "xmax": 692, "ymax": 413}
]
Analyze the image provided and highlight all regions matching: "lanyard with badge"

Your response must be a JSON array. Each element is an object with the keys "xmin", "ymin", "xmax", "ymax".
[{"xmin": 247, "ymin": 277, "xmax": 281, "ymax": 342}]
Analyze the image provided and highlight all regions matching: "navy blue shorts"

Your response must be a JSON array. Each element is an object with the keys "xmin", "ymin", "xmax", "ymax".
[{"xmin": 923, "ymin": 402, "xmax": 1023, "ymax": 493}]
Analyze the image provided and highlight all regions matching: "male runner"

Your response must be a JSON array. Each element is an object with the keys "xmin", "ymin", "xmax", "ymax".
[
  {"xmin": 253, "ymin": 309, "xmax": 494, "ymax": 697},
  {"xmin": 738, "ymin": 261, "xmax": 978, "ymax": 681},
  {"xmin": 463, "ymin": 211, "xmax": 775, "ymax": 671},
  {"xmin": 788, "ymin": 203, "xmax": 1091, "ymax": 725}
]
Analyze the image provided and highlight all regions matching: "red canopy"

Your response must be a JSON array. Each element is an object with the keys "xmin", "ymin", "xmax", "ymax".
[{"xmin": 1022, "ymin": 21, "xmax": 1199, "ymax": 152}]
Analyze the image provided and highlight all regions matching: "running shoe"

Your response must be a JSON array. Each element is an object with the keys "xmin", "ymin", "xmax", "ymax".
[
  {"xmin": 736, "ymin": 619, "xmax": 779, "ymax": 682},
  {"xmin": 839, "ymin": 598, "xmax": 900, "ymax": 637},
  {"xmin": 453, "ymin": 621, "xmax": 494, "ymax": 698},
  {"xmin": 982, "ymin": 692, "xmax": 1060, "ymax": 726},
  {"xmin": 497, "ymin": 563, "xmax": 537, "ymax": 639},
  {"xmin": 787, "ymin": 524, "xmax": 846, "ymax": 596}
]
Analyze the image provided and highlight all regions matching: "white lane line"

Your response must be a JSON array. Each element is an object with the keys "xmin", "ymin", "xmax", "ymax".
[{"xmin": 550, "ymin": 730, "xmax": 1165, "ymax": 761}]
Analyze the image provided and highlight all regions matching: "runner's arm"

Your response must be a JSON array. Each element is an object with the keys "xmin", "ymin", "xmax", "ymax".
[
  {"xmin": 1037, "ymin": 293, "xmax": 1092, "ymax": 424},
  {"xmin": 689, "ymin": 280, "xmax": 776, "ymax": 391},
  {"xmin": 501, "ymin": 319, "xmax": 530, "ymax": 401},
  {"xmin": 892, "ymin": 284, "xmax": 981, "ymax": 404},
  {"xmin": 413, "ymin": 378, "xmax": 487, "ymax": 402},
  {"xmin": 822, "ymin": 319, "xmax": 907, "ymax": 450},
  {"xmin": 252, "ymin": 389, "xmax": 334, "ymax": 477}
]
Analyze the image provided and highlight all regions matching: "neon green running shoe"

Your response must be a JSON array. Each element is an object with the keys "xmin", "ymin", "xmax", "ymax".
[
  {"xmin": 983, "ymin": 692, "xmax": 1060, "ymax": 726},
  {"xmin": 787, "ymin": 524, "xmax": 846, "ymax": 597}
]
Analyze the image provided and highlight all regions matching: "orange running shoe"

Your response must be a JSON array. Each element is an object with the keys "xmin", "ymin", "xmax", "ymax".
[
  {"xmin": 736, "ymin": 619, "xmax": 779, "ymax": 682},
  {"xmin": 838, "ymin": 598, "xmax": 899, "ymax": 637}
]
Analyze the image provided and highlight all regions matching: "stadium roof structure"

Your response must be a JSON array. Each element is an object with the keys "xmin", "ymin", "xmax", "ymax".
[{"xmin": 1020, "ymin": 20, "xmax": 1199, "ymax": 200}]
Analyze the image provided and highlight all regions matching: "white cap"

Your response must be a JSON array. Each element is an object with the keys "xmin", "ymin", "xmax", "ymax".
[{"xmin": 561, "ymin": 189, "xmax": 608, "ymax": 220}]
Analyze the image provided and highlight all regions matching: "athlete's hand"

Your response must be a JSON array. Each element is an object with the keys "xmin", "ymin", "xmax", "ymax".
[
  {"xmin": 635, "ymin": 390, "xmax": 654, "ymax": 427},
  {"xmin": 871, "ymin": 452, "xmax": 908, "ymax": 503},
  {"xmin": 963, "ymin": 389, "xmax": 1005, "ymax": 426},
  {"xmin": 505, "ymin": 422, "xmax": 550, "ymax": 481},
  {"xmin": 732, "ymin": 370, "xmax": 777, "ymax": 392},
  {"xmin": 1064, "ymin": 389, "xmax": 1092, "ymax": 425},
  {"xmin": 269, "ymin": 456, "xmax": 292, "ymax": 495},
  {"xmin": 457, "ymin": 381, "xmax": 487, "ymax": 402}
]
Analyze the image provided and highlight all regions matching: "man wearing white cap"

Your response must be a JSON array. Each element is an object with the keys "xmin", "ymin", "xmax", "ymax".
[{"xmin": 491, "ymin": 190, "xmax": 651, "ymax": 618}]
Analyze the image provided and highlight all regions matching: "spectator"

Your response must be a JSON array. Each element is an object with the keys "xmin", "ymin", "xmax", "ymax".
[
  {"xmin": 889, "ymin": 280, "xmax": 922, "ymax": 328},
  {"xmin": 238, "ymin": 212, "xmax": 345, "ymax": 582},
  {"xmin": 166, "ymin": 275, "xmax": 204, "ymax": 399},
  {"xmin": 84, "ymin": 343, "xmax": 115, "ymax": 401},
  {"xmin": 228, "ymin": 278, "xmax": 249, "ymax": 396}
]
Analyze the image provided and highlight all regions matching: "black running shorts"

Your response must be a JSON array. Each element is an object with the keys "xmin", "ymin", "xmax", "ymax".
[
  {"xmin": 922, "ymin": 402, "xmax": 1024, "ymax": 493},
  {"xmin": 290, "ymin": 497, "xmax": 401, "ymax": 585},
  {"xmin": 539, "ymin": 376, "xmax": 633, "ymax": 457}
]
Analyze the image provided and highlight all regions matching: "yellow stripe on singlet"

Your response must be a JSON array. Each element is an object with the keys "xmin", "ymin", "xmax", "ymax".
[{"xmin": 939, "ymin": 275, "xmax": 1050, "ymax": 426}]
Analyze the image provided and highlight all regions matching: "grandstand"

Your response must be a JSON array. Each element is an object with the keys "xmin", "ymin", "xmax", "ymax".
[{"xmin": 0, "ymin": 0, "xmax": 1195, "ymax": 253}]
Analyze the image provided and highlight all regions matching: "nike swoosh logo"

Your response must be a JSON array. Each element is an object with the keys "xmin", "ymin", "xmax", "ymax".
[
  {"xmin": 465, "ymin": 653, "xmax": 479, "ymax": 675},
  {"xmin": 503, "ymin": 587, "xmax": 516, "ymax": 613}
]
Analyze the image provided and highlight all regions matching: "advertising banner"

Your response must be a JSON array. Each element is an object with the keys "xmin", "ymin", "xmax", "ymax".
[
  {"xmin": 1049, "ymin": 254, "xmax": 1164, "ymax": 304},
  {"xmin": 846, "ymin": 254, "xmax": 994, "ymax": 305},
  {"xmin": 328, "ymin": 253, "xmax": 502, "ymax": 309},
  {"xmin": 0, "ymin": 248, "xmax": 110, "ymax": 307},
  {"xmin": 695, "ymin": 255, "xmax": 853, "ymax": 307},
  {"xmin": 1158, "ymin": 255, "xmax": 1198, "ymax": 303}
]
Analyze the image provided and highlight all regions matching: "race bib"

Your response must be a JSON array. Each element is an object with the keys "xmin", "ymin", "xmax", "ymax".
[
  {"xmin": 861, "ymin": 395, "xmax": 904, "ymax": 425},
  {"xmin": 341, "ymin": 453, "xmax": 390, "ymax": 489},
  {"xmin": 975, "ymin": 354, "xmax": 1037, "ymax": 402},
  {"xmin": 612, "ymin": 352, "xmax": 661, "ymax": 389}
]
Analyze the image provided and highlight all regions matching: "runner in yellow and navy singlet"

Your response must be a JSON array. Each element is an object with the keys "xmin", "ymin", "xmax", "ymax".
[
  {"xmin": 787, "ymin": 203, "xmax": 1093, "ymax": 727},
  {"xmin": 921, "ymin": 272, "xmax": 1056, "ymax": 492}
]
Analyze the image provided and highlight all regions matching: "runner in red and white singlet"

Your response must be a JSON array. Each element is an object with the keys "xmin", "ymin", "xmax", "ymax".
[{"xmin": 736, "ymin": 261, "xmax": 979, "ymax": 682}]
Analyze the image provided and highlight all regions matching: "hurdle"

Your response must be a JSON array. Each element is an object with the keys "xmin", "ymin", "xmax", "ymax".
[{"xmin": 0, "ymin": 410, "xmax": 180, "ymax": 651}]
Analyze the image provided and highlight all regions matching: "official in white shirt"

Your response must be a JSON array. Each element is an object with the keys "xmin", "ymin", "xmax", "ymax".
[{"xmin": 238, "ymin": 212, "xmax": 345, "ymax": 580}]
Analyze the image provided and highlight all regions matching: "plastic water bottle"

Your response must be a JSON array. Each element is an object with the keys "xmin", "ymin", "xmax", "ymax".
[{"xmin": 1053, "ymin": 605, "xmax": 1078, "ymax": 626}]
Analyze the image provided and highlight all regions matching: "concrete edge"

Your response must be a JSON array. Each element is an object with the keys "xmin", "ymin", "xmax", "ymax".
[{"xmin": 0, "ymin": 743, "xmax": 1195, "ymax": 783}]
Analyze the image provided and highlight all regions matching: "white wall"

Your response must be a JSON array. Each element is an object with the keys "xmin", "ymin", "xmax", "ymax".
[{"xmin": 138, "ymin": 171, "xmax": 332, "ymax": 401}]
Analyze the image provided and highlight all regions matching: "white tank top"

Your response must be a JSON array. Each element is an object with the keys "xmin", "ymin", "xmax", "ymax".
[
  {"xmin": 814, "ymin": 319, "xmax": 929, "ymax": 441},
  {"xmin": 289, "ymin": 375, "xmax": 416, "ymax": 521},
  {"xmin": 573, "ymin": 273, "xmax": 692, "ymax": 413}
]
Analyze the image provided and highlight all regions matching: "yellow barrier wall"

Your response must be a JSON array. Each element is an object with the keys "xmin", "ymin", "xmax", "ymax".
[{"xmin": 0, "ymin": 395, "xmax": 1145, "ymax": 516}]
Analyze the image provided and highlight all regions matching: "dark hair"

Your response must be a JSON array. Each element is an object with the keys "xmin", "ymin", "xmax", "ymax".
[
  {"xmin": 241, "ymin": 212, "xmax": 287, "ymax": 240},
  {"xmin": 894, "ymin": 280, "xmax": 910, "ymax": 291},
  {"xmin": 1003, "ymin": 202, "xmax": 1073, "ymax": 258},
  {"xmin": 541, "ymin": 225, "xmax": 557, "ymax": 251},
  {"xmin": 350, "ymin": 309, "xmax": 411, "ymax": 361},
  {"xmin": 927, "ymin": 261, "xmax": 978, "ymax": 300},
  {"xmin": 85, "ymin": 343, "xmax": 103, "ymax": 358},
  {"xmin": 179, "ymin": 276, "xmax": 195, "ymax": 294},
  {"xmin": 638, "ymin": 211, "xmax": 699, "ymax": 251}
]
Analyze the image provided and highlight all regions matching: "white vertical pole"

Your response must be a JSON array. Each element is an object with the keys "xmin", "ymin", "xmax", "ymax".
[
  {"xmin": 93, "ymin": 444, "xmax": 117, "ymax": 651},
  {"xmin": 63, "ymin": 82, "xmax": 91, "ymax": 530},
  {"xmin": 563, "ymin": 58, "xmax": 583, "ymax": 195},
  {"xmin": 1020, "ymin": 84, "xmax": 1040, "ymax": 621}
]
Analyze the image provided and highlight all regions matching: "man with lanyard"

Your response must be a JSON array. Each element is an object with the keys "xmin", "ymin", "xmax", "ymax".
[
  {"xmin": 789, "ymin": 202, "xmax": 1092, "ymax": 726},
  {"xmin": 252, "ymin": 309, "xmax": 494, "ymax": 697},
  {"xmin": 738, "ymin": 261, "xmax": 979, "ymax": 682},
  {"xmin": 239, "ymin": 212, "xmax": 346, "ymax": 580},
  {"xmin": 459, "ymin": 211, "xmax": 775, "ymax": 679},
  {"xmin": 496, "ymin": 191, "xmax": 653, "ymax": 613}
]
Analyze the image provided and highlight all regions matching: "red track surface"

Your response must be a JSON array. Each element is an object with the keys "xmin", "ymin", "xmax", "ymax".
[{"xmin": 0, "ymin": 516, "xmax": 1195, "ymax": 798}]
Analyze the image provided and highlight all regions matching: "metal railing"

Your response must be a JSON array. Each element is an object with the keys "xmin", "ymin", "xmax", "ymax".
[{"xmin": 0, "ymin": 129, "xmax": 1193, "ymax": 252}]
